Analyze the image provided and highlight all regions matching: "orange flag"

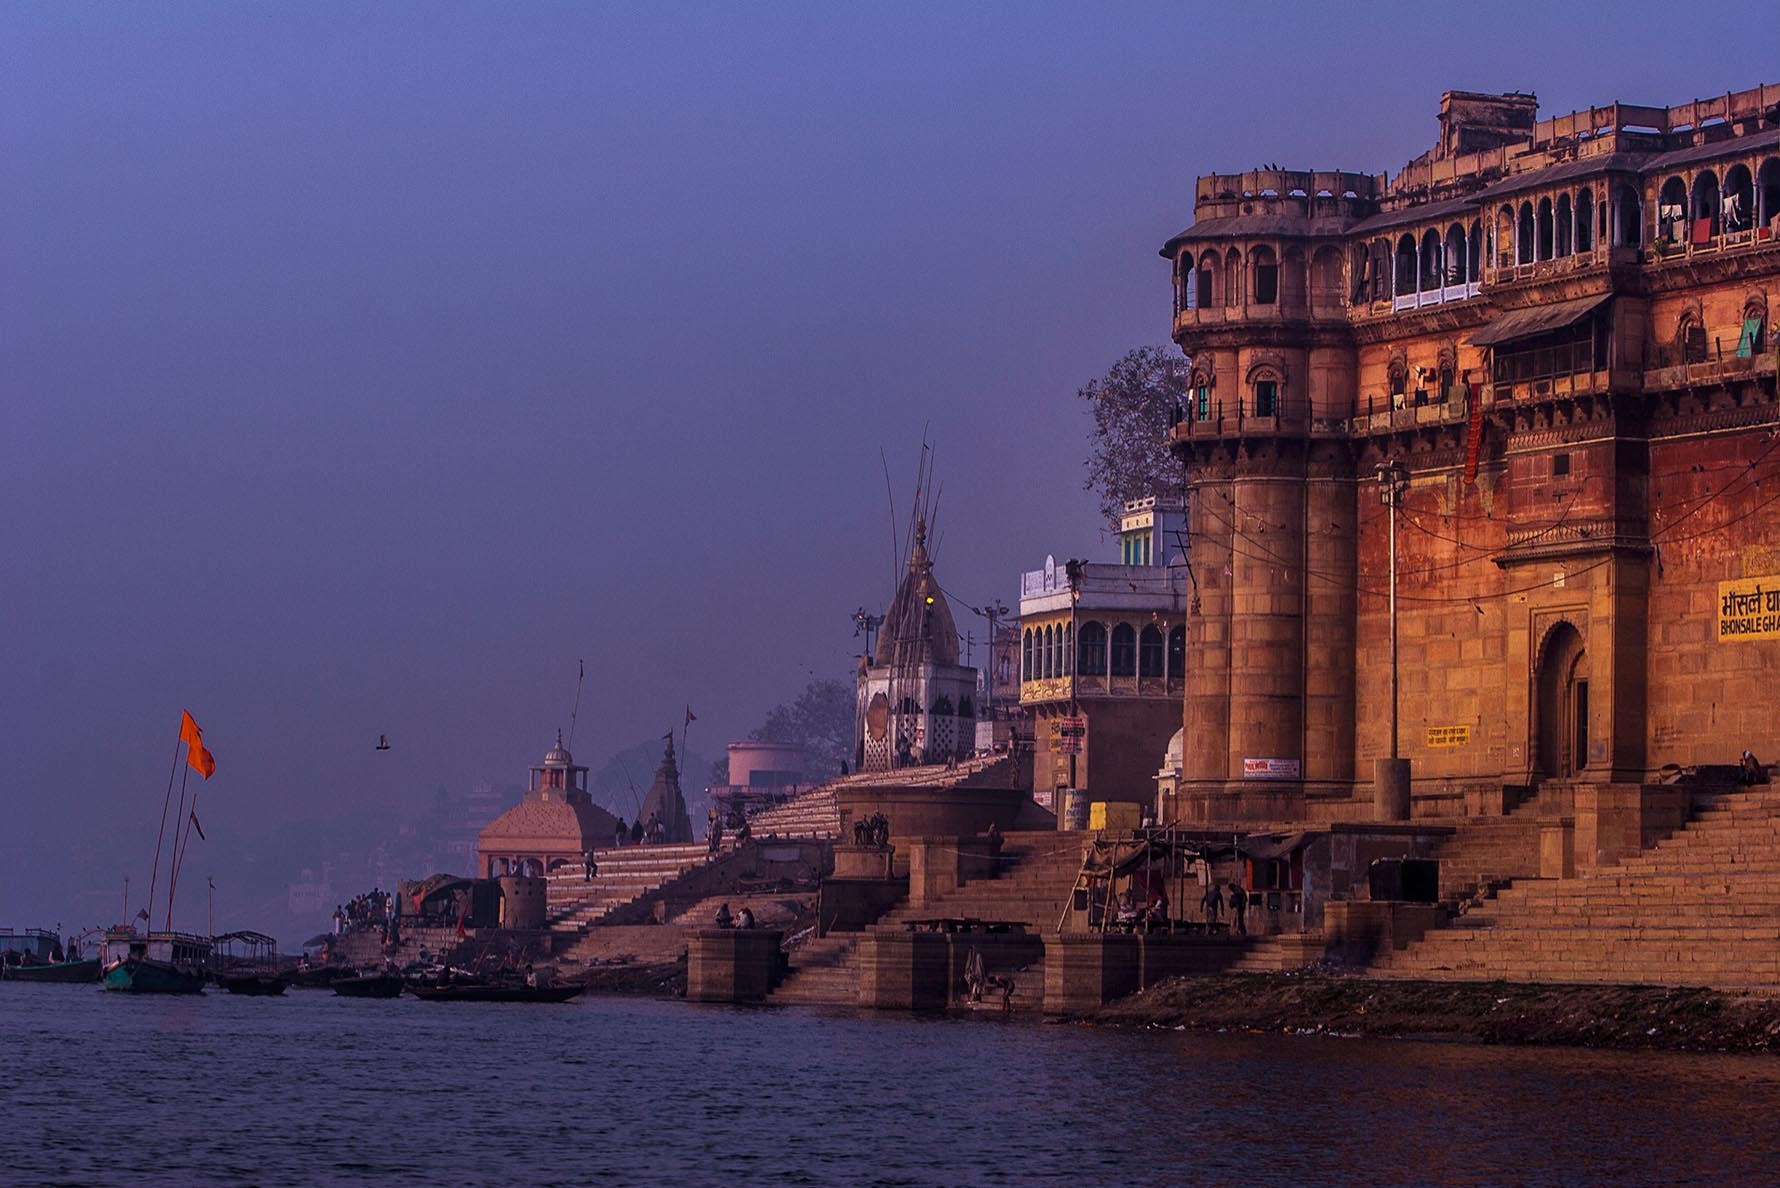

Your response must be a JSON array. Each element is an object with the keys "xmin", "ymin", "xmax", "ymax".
[{"xmin": 180, "ymin": 710, "xmax": 216, "ymax": 780}]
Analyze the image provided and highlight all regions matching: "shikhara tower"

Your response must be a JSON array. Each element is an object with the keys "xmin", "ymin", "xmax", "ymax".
[{"xmin": 856, "ymin": 517, "xmax": 978, "ymax": 772}]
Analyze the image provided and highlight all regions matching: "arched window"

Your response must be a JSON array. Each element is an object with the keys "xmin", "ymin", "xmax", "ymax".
[
  {"xmin": 1109, "ymin": 624, "xmax": 1137, "ymax": 677},
  {"xmin": 1250, "ymin": 244, "xmax": 1278, "ymax": 305},
  {"xmin": 1021, "ymin": 629, "xmax": 1033, "ymax": 681},
  {"xmin": 1311, "ymin": 245, "xmax": 1343, "ymax": 310},
  {"xmin": 1517, "ymin": 202, "xmax": 1535, "ymax": 264},
  {"xmin": 1692, "ymin": 170, "xmax": 1721, "ymax": 235},
  {"xmin": 1443, "ymin": 224, "xmax": 1467, "ymax": 285},
  {"xmin": 1678, "ymin": 312, "xmax": 1708, "ymax": 364},
  {"xmin": 1575, "ymin": 188, "xmax": 1594, "ymax": 252},
  {"xmin": 1077, "ymin": 621, "xmax": 1107, "ymax": 675},
  {"xmin": 1536, "ymin": 197, "xmax": 1554, "ymax": 260},
  {"xmin": 931, "ymin": 695, "xmax": 954, "ymax": 716},
  {"xmin": 1723, "ymin": 164, "xmax": 1755, "ymax": 232},
  {"xmin": 1037, "ymin": 626, "xmax": 1050, "ymax": 679},
  {"xmin": 1138, "ymin": 625, "xmax": 1164, "ymax": 677},
  {"xmin": 1759, "ymin": 159, "xmax": 1780, "ymax": 231},
  {"xmin": 1612, "ymin": 183, "xmax": 1642, "ymax": 247},
  {"xmin": 1166, "ymin": 625, "xmax": 1186, "ymax": 678},
  {"xmin": 1554, "ymin": 194, "xmax": 1572, "ymax": 258},
  {"xmin": 1251, "ymin": 369, "xmax": 1281, "ymax": 418},
  {"xmin": 958, "ymin": 696, "xmax": 974, "ymax": 719},
  {"xmin": 1388, "ymin": 357, "xmax": 1408, "ymax": 407},
  {"xmin": 1395, "ymin": 234, "xmax": 1418, "ymax": 296},
  {"xmin": 1658, "ymin": 175, "xmax": 1688, "ymax": 244},
  {"xmin": 1468, "ymin": 219, "xmax": 1483, "ymax": 279},
  {"xmin": 1419, "ymin": 228, "xmax": 1442, "ymax": 292},
  {"xmin": 1223, "ymin": 249, "xmax": 1241, "ymax": 308},
  {"xmin": 1062, "ymin": 624, "xmax": 1072, "ymax": 676},
  {"xmin": 1197, "ymin": 251, "xmax": 1218, "ymax": 307},
  {"xmin": 1177, "ymin": 251, "xmax": 1195, "ymax": 311},
  {"xmin": 1191, "ymin": 369, "xmax": 1213, "ymax": 421},
  {"xmin": 1741, "ymin": 299, "xmax": 1769, "ymax": 358},
  {"xmin": 1280, "ymin": 247, "xmax": 1307, "ymax": 308},
  {"xmin": 1494, "ymin": 206, "xmax": 1515, "ymax": 268}
]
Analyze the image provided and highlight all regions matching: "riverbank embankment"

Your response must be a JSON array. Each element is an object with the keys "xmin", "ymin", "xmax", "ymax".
[{"xmin": 1090, "ymin": 973, "xmax": 1780, "ymax": 1052}]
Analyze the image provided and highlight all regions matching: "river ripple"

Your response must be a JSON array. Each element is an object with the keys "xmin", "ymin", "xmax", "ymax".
[{"xmin": 4, "ymin": 983, "xmax": 1778, "ymax": 1187}]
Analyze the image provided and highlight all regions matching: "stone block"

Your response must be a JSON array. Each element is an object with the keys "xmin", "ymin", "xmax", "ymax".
[{"xmin": 685, "ymin": 928, "xmax": 785, "ymax": 1003}]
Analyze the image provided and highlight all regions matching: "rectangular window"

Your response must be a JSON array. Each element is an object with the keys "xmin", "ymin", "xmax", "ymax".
[
  {"xmin": 1195, "ymin": 385, "xmax": 1210, "ymax": 420},
  {"xmin": 1254, "ymin": 381, "xmax": 1278, "ymax": 417},
  {"xmin": 1553, "ymin": 453, "xmax": 1571, "ymax": 477}
]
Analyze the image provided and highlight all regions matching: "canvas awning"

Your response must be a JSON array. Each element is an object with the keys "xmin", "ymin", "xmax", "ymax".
[{"xmin": 1468, "ymin": 294, "xmax": 1611, "ymax": 347}]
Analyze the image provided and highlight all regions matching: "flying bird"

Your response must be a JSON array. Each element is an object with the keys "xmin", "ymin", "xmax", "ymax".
[{"xmin": 376, "ymin": 734, "xmax": 390, "ymax": 751}]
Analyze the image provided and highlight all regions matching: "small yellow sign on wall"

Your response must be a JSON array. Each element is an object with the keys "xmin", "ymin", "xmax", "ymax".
[
  {"xmin": 1426, "ymin": 725, "xmax": 1471, "ymax": 748},
  {"xmin": 1718, "ymin": 576, "xmax": 1780, "ymax": 641}
]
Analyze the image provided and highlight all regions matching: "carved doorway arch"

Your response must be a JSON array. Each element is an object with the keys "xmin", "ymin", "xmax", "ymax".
[{"xmin": 1534, "ymin": 621, "xmax": 1590, "ymax": 780}]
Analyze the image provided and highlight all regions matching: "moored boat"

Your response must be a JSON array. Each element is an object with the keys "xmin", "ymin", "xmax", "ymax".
[
  {"xmin": 100, "ymin": 928, "xmax": 211, "ymax": 994},
  {"xmin": 331, "ymin": 973, "xmax": 406, "ymax": 998},
  {"xmin": 211, "ymin": 930, "xmax": 290, "ymax": 995},
  {"xmin": 5, "ymin": 957, "xmax": 102, "ymax": 984},
  {"xmin": 217, "ymin": 971, "xmax": 293, "ymax": 995},
  {"xmin": 408, "ymin": 980, "xmax": 586, "ymax": 1003}
]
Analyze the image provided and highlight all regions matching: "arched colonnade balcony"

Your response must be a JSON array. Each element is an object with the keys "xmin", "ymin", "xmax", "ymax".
[{"xmin": 1648, "ymin": 142, "xmax": 1780, "ymax": 262}]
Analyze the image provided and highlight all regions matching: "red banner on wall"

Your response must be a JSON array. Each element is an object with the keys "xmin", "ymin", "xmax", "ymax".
[{"xmin": 1462, "ymin": 382, "xmax": 1484, "ymax": 485}]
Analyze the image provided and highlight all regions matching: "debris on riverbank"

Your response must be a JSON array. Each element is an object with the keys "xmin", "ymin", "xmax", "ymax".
[
  {"xmin": 1093, "ymin": 973, "xmax": 1780, "ymax": 1053},
  {"xmin": 578, "ymin": 955, "xmax": 687, "ymax": 997}
]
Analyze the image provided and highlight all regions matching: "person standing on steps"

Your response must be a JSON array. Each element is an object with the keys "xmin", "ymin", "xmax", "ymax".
[{"xmin": 1228, "ymin": 881, "xmax": 1249, "ymax": 936}]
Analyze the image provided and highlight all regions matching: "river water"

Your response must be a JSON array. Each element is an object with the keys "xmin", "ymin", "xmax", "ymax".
[{"xmin": 5, "ymin": 982, "xmax": 1778, "ymax": 1187}]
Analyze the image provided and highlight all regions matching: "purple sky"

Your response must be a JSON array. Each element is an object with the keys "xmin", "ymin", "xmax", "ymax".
[{"xmin": 5, "ymin": 3, "xmax": 1772, "ymax": 930}]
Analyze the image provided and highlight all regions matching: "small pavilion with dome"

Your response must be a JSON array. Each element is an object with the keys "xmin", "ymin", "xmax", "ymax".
[{"xmin": 476, "ymin": 732, "xmax": 620, "ymax": 877}]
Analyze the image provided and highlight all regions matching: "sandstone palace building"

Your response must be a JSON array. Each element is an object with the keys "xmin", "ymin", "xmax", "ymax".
[{"xmin": 1163, "ymin": 84, "xmax": 1780, "ymax": 825}]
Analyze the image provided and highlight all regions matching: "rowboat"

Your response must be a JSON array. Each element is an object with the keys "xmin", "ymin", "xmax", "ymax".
[
  {"xmin": 331, "ymin": 973, "xmax": 406, "ymax": 998},
  {"xmin": 408, "ymin": 981, "xmax": 585, "ymax": 1003}
]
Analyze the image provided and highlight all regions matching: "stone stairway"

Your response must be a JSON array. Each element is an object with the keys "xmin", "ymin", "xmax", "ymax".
[
  {"xmin": 1222, "ymin": 933, "xmax": 1330, "ymax": 974},
  {"xmin": 1373, "ymin": 786, "xmax": 1780, "ymax": 990},
  {"xmin": 1430, "ymin": 785, "xmax": 1568, "ymax": 905},
  {"xmin": 764, "ymin": 934, "xmax": 861, "ymax": 1006},
  {"xmin": 545, "ymin": 842, "xmax": 714, "ymax": 936},
  {"xmin": 765, "ymin": 831, "xmax": 1085, "ymax": 1007},
  {"xmin": 746, "ymin": 784, "xmax": 841, "ymax": 839}
]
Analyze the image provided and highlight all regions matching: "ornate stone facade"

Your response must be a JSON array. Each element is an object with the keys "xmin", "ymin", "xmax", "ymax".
[{"xmin": 1163, "ymin": 84, "xmax": 1780, "ymax": 822}]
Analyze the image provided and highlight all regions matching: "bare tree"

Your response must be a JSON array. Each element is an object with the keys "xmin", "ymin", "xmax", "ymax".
[{"xmin": 1079, "ymin": 345, "xmax": 1190, "ymax": 524}]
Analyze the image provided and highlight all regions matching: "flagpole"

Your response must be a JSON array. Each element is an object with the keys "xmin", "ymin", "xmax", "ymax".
[
  {"xmin": 167, "ymin": 762, "xmax": 193, "ymax": 929},
  {"xmin": 568, "ymin": 659, "xmax": 585, "ymax": 750},
  {"xmin": 167, "ymin": 788, "xmax": 201, "ymax": 932},
  {"xmin": 146, "ymin": 733, "xmax": 185, "ymax": 934}
]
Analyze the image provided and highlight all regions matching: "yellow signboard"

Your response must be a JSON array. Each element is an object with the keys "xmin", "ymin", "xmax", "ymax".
[
  {"xmin": 1718, "ymin": 576, "xmax": 1780, "ymax": 642},
  {"xmin": 1426, "ymin": 725, "xmax": 1471, "ymax": 748}
]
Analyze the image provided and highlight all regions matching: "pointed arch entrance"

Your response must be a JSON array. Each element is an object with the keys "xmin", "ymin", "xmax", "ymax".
[{"xmin": 1534, "ymin": 621, "xmax": 1590, "ymax": 780}]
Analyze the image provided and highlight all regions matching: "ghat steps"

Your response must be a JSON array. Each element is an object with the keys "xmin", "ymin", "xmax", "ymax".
[
  {"xmin": 765, "ymin": 832, "xmax": 1083, "ymax": 1008},
  {"xmin": 1375, "ymin": 786, "xmax": 1780, "ymax": 990}
]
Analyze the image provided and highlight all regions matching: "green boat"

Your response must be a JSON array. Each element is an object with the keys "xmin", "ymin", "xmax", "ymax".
[
  {"xmin": 5, "ymin": 957, "xmax": 101, "ymax": 983},
  {"xmin": 100, "ymin": 929, "xmax": 210, "ymax": 995}
]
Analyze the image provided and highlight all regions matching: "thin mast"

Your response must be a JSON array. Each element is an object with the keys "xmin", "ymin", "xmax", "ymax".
[{"xmin": 145, "ymin": 731, "xmax": 185, "ymax": 932}]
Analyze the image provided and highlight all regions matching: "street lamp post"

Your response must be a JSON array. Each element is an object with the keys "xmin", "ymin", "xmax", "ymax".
[{"xmin": 1375, "ymin": 460, "xmax": 1411, "ymax": 819}]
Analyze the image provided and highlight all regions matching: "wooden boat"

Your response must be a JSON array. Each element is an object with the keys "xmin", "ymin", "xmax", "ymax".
[
  {"xmin": 331, "ymin": 973, "xmax": 406, "ymax": 998},
  {"xmin": 408, "ymin": 980, "xmax": 585, "ymax": 1004},
  {"xmin": 212, "ymin": 931, "xmax": 290, "ymax": 995},
  {"xmin": 217, "ymin": 971, "xmax": 293, "ymax": 995},
  {"xmin": 101, "ymin": 929, "xmax": 210, "ymax": 995},
  {"xmin": 4, "ymin": 957, "xmax": 101, "ymax": 983}
]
